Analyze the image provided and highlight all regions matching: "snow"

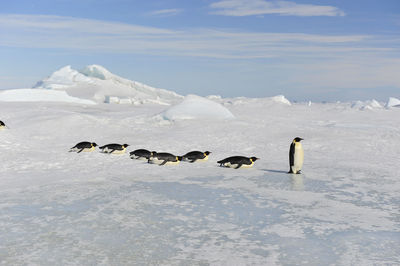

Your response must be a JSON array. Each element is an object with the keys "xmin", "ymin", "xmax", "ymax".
[
  {"xmin": 33, "ymin": 64, "xmax": 183, "ymax": 104},
  {"xmin": 386, "ymin": 97, "xmax": 400, "ymax": 108},
  {"xmin": 0, "ymin": 96, "xmax": 399, "ymax": 265},
  {"xmin": 160, "ymin": 94, "xmax": 235, "ymax": 121},
  {"xmin": 351, "ymin": 99, "xmax": 383, "ymax": 110},
  {"xmin": 0, "ymin": 88, "xmax": 95, "ymax": 105}
]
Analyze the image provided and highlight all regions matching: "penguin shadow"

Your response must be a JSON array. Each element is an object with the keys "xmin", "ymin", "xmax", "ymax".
[
  {"xmin": 262, "ymin": 169, "xmax": 305, "ymax": 191},
  {"xmin": 262, "ymin": 169, "xmax": 288, "ymax": 174}
]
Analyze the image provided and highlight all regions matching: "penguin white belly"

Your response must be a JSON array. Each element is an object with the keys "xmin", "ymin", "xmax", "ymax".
[
  {"xmin": 103, "ymin": 147, "xmax": 126, "ymax": 154},
  {"xmin": 149, "ymin": 158, "xmax": 179, "ymax": 165},
  {"xmin": 0, "ymin": 126, "xmax": 5, "ymax": 130},
  {"xmin": 164, "ymin": 160, "xmax": 180, "ymax": 165},
  {"xmin": 148, "ymin": 158, "xmax": 164, "ymax": 164},
  {"xmin": 292, "ymin": 144, "xmax": 304, "ymax": 173},
  {"xmin": 132, "ymin": 156, "xmax": 148, "ymax": 161},
  {"xmin": 195, "ymin": 156, "xmax": 209, "ymax": 162},
  {"xmin": 225, "ymin": 162, "xmax": 253, "ymax": 168},
  {"xmin": 82, "ymin": 146, "xmax": 95, "ymax": 152},
  {"xmin": 238, "ymin": 162, "xmax": 254, "ymax": 168},
  {"xmin": 224, "ymin": 162, "xmax": 238, "ymax": 168},
  {"xmin": 70, "ymin": 146, "xmax": 95, "ymax": 152}
]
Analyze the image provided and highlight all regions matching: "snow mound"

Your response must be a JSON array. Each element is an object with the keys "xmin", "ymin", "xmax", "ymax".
[
  {"xmin": 0, "ymin": 89, "xmax": 96, "ymax": 105},
  {"xmin": 271, "ymin": 95, "xmax": 291, "ymax": 105},
  {"xmin": 351, "ymin": 99, "xmax": 382, "ymax": 110},
  {"xmin": 160, "ymin": 94, "xmax": 235, "ymax": 121},
  {"xmin": 33, "ymin": 65, "xmax": 93, "ymax": 90},
  {"xmin": 385, "ymin": 97, "xmax": 400, "ymax": 108},
  {"xmin": 33, "ymin": 65, "xmax": 183, "ymax": 104},
  {"xmin": 80, "ymin": 65, "xmax": 114, "ymax": 80},
  {"xmin": 222, "ymin": 95, "xmax": 291, "ymax": 106}
]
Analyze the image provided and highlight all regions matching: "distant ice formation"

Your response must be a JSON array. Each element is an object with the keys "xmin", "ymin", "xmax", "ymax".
[
  {"xmin": 271, "ymin": 95, "xmax": 291, "ymax": 105},
  {"xmin": 160, "ymin": 94, "xmax": 235, "ymax": 121},
  {"xmin": 385, "ymin": 97, "xmax": 400, "ymax": 108},
  {"xmin": 33, "ymin": 64, "xmax": 183, "ymax": 104},
  {"xmin": 351, "ymin": 99, "xmax": 382, "ymax": 110}
]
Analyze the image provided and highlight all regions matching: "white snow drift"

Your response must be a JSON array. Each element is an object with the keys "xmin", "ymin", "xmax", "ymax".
[
  {"xmin": 0, "ymin": 88, "xmax": 95, "ymax": 105},
  {"xmin": 160, "ymin": 94, "xmax": 235, "ymax": 121}
]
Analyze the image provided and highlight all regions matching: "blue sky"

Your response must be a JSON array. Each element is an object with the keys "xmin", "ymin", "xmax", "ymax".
[{"xmin": 0, "ymin": 0, "xmax": 399, "ymax": 101}]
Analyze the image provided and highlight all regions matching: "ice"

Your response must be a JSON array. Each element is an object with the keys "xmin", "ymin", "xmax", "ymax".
[
  {"xmin": 351, "ymin": 99, "xmax": 383, "ymax": 110},
  {"xmin": 386, "ymin": 97, "xmax": 400, "ymax": 108},
  {"xmin": 0, "ymin": 88, "xmax": 95, "ymax": 105},
  {"xmin": 33, "ymin": 65, "xmax": 183, "ymax": 104},
  {"xmin": 0, "ymin": 96, "xmax": 399, "ymax": 265},
  {"xmin": 160, "ymin": 94, "xmax": 235, "ymax": 121}
]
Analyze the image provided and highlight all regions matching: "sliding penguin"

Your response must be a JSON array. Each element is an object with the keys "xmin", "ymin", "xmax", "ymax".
[
  {"xmin": 130, "ymin": 149, "xmax": 156, "ymax": 160},
  {"xmin": 182, "ymin": 151, "xmax": 211, "ymax": 163},
  {"xmin": 217, "ymin": 156, "xmax": 259, "ymax": 169},
  {"xmin": 69, "ymin": 141, "xmax": 98, "ymax": 153},
  {"xmin": 99, "ymin": 143, "xmax": 129, "ymax": 154},
  {"xmin": 0, "ymin": 120, "xmax": 7, "ymax": 130},
  {"xmin": 148, "ymin": 152, "xmax": 183, "ymax": 165},
  {"xmin": 288, "ymin": 137, "xmax": 304, "ymax": 174}
]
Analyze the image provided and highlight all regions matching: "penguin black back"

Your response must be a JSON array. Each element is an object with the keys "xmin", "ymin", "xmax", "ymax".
[
  {"xmin": 182, "ymin": 151, "xmax": 211, "ymax": 162},
  {"xmin": 130, "ymin": 149, "xmax": 155, "ymax": 160}
]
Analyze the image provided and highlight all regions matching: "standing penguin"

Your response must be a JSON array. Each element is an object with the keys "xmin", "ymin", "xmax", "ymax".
[
  {"xmin": 182, "ymin": 151, "xmax": 211, "ymax": 163},
  {"xmin": 69, "ymin": 141, "xmax": 98, "ymax": 153},
  {"xmin": 217, "ymin": 156, "xmax": 259, "ymax": 169},
  {"xmin": 99, "ymin": 143, "xmax": 129, "ymax": 154},
  {"xmin": 288, "ymin": 137, "xmax": 304, "ymax": 174}
]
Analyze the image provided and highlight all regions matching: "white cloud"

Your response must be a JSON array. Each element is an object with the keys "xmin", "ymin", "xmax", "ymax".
[
  {"xmin": 148, "ymin": 8, "xmax": 183, "ymax": 17},
  {"xmin": 209, "ymin": 0, "xmax": 345, "ymax": 17},
  {"xmin": 0, "ymin": 14, "xmax": 398, "ymax": 92},
  {"xmin": 0, "ymin": 14, "xmax": 373, "ymax": 59}
]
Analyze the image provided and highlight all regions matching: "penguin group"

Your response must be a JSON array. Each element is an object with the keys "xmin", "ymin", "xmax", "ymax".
[{"xmin": 68, "ymin": 137, "xmax": 304, "ymax": 173}]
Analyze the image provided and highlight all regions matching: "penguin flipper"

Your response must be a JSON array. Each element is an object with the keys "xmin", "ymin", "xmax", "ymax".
[
  {"xmin": 77, "ymin": 148, "xmax": 84, "ymax": 153},
  {"xmin": 109, "ymin": 149, "xmax": 116, "ymax": 154},
  {"xmin": 189, "ymin": 159, "xmax": 196, "ymax": 163},
  {"xmin": 235, "ymin": 164, "xmax": 242, "ymax": 169},
  {"xmin": 160, "ymin": 160, "xmax": 168, "ymax": 166}
]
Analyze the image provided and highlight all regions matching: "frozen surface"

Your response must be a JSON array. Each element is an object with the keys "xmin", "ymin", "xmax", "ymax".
[
  {"xmin": 160, "ymin": 94, "xmax": 235, "ymax": 121},
  {"xmin": 0, "ymin": 99, "xmax": 399, "ymax": 265}
]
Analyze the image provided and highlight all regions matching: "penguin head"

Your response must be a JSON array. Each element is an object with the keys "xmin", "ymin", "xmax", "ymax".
[
  {"xmin": 151, "ymin": 151, "xmax": 157, "ymax": 156},
  {"xmin": 204, "ymin": 151, "xmax": 211, "ymax": 156},
  {"xmin": 293, "ymin": 137, "xmax": 303, "ymax": 142},
  {"xmin": 0, "ymin": 121, "xmax": 5, "ymax": 126},
  {"xmin": 122, "ymin": 144, "xmax": 129, "ymax": 148},
  {"xmin": 250, "ymin": 157, "xmax": 259, "ymax": 162},
  {"xmin": 177, "ymin": 156, "xmax": 183, "ymax": 161},
  {"xmin": 91, "ymin": 142, "xmax": 98, "ymax": 147}
]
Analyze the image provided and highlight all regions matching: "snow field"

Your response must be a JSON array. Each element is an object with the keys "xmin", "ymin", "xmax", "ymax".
[{"xmin": 0, "ymin": 100, "xmax": 399, "ymax": 265}]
